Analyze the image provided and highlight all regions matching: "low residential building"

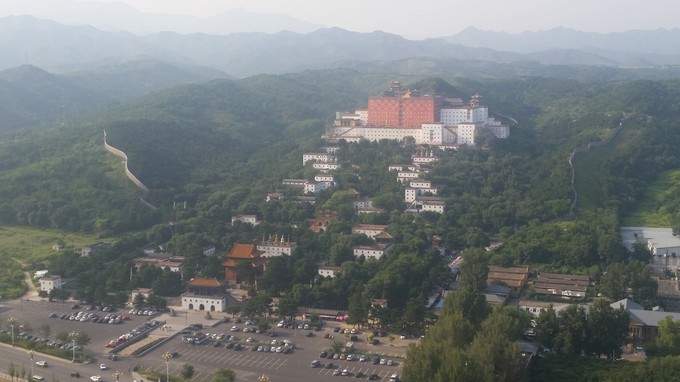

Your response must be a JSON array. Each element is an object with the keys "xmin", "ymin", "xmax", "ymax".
[
  {"xmin": 352, "ymin": 224, "xmax": 389, "ymax": 239},
  {"xmin": 534, "ymin": 272, "xmax": 589, "ymax": 299},
  {"xmin": 256, "ymin": 235, "xmax": 297, "ymax": 258},
  {"xmin": 353, "ymin": 244, "xmax": 390, "ymax": 259},
  {"xmin": 282, "ymin": 178, "xmax": 307, "ymax": 187},
  {"xmin": 611, "ymin": 298, "xmax": 680, "ymax": 343},
  {"xmin": 397, "ymin": 171, "xmax": 420, "ymax": 182},
  {"xmin": 231, "ymin": 214, "xmax": 261, "ymax": 226},
  {"xmin": 266, "ymin": 192, "xmax": 284, "ymax": 202},
  {"xmin": 133, "ymin": 254, "xmax": 185, "ymax": 273},
  {"xmin": 303, "ymin": 153, "xmax": 336, "ymax": 166},
  {"xmin": 202, "ymin": 245, "xmax": 216, "ymax": 257},
  {"xmin": 181, "ymin": 278, "xmax": 228, "ymax": 312},
  {"xmin": 407, "ymin": 196, "xmax": 446, "ymax": 214},
  {"xmin": 313, "ymin": 162, "xmax": 341, "ymax": 172},
  {"xmin": 81, "ymin": 242, "xmax": 111, "ymax": 257},
  {"xmin": 305, "ymin": 181, "xmax": 335, "ymax": 194},
  {"xmin": 39, "ymin": 275, "xmax": 62, "ymax": 292},
  {"xmin": 353, "ymin": 196, "xmax": 374, "ymax": 210},
  {"xmin": 405, "ymin": 187, "xmax": 438, "ymax": 203},
  {"xmin": 130, "ymin": 288, "xmax": 153, "ymax": 302},
  {"xmin": 34, "ymin": 270, "xmax": 48, "ymax": 279},
  {"xmin": 358, "ymin": 207, "xmax": 384, "ymax": 214},
  {"xmin": 318, "ymin": 266, "xmax": 341, "ymax": 278},
  {"xmin": 293, "ymin": 196, "xmax": 316, "ymax": 204},
  {"xmin": 518, "ymin": 300, "xmax": 569, "ymax": 317},
  {"xmin": 488, "ymin": 266, "xmax": 530, "ymax": 294},
  {"xmin": 447, "ymin": 283, "xmax": 511, "ymax": 306},
  {"xmin": 388, "ymin": 164, "xmax": 418, "ymax": 172},
  {"xmin": 621, "ymin": 227, "xmax": 680, "ymax": 274}
]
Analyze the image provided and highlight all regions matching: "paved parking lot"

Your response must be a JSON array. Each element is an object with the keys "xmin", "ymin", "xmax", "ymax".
[
  {"xmin": 1, "ymin": 298, "xmax": 410, "ymax": 382},
  {"xmin": 138, "ymin": 317, "xmax": 406, "ymax": 382},
  {"xmin": 0, "ymin": 298, "xmax": 157, "ymax": 353}
]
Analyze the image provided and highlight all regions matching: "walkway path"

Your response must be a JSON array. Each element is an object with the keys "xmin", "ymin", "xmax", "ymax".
[{"xmin": 13, "ymin": 258, "xmax": 40, "ymax": 300}]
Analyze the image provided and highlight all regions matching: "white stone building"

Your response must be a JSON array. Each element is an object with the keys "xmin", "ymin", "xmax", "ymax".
[
  {"xmin": 318, "ymin": 266, "xmax": 341, "ymax": 278},
  {"xmin": 353, "ymin": 244, "xmax": 390, "ymax": 260},
  {"xmin": 231, "ymin": 214, "xmax": 261, "ymax": 226},
  {"xmin": 303, "ymin": 153, "xmax": 336, "ymax": 166},
  {"xmin": 352, "ymin": 224, "xmax": 389, "ymax": 239},
  {"xmin": 313, "ymin": 162, "xmax": 341, "ymax": 172},
  {"xmin": 39, "ymin": 275, "xmax": 62, "ymax": 292},
  {"xmin": 181, "ymin": 278, "xmax": 227, "ymax": 312},
  {"xmin": 256, "ymin": 236, "xmax": 297, "ymax": 258},
  {"xmin": 397, "ymin": 171, "xmax": 420, "ymax": 182}
]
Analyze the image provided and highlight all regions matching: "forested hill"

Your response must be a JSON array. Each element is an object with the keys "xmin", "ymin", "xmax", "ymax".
[
  {"xmin": 2, "ymin": 70, "xmax": 680, "ymax": 247},
  {"xmin": 0, "ymin": 60, "xmax": 227, "ymax": 133}
]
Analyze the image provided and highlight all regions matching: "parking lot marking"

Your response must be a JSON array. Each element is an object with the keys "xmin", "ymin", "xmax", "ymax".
[
  {"xmin": 230, "ymin": 353, "xmax": 246, "ymax": 366},
  {"xmin": 273, "ymin": 359, "xmax": 288, "ymax": 370}
]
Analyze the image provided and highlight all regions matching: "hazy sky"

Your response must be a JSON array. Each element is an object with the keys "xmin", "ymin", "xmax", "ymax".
[
  {"xmin": 97, "ymin": 0, "xmax": 680, "ymax": 37},
  {"xmin": 3, "ymin": 0, "xmax": 680, "ymax": 38}
]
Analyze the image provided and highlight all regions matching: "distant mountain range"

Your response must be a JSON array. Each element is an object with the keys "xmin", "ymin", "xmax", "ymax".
[
  {"xmin": 0, "ymin": 0, "xmax": 323, "ymax": 35},
  {"xmin": 1, "ymin": 15, "xmax": 680, "ymax": 79},
  {"xmin": 446, "ymin": 26, "xmax": 680, "ymax": 67}
]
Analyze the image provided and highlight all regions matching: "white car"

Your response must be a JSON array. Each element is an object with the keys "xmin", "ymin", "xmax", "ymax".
[
  {"xmin": 99, "ymin": 364, "xmax": 107, "ymax": 370},
  {"xmin": 90, "ymin": 376, "xmax": 102, "ymax": 382},
  {"xmin": 35, "ymin": 361, "xmax": 48, "ymax": 367}
]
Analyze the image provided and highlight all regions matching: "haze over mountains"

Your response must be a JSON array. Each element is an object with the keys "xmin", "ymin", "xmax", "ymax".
[
  {"xmin": 0, "ymin": 0, "xmax": 324, "ymax": 35},
  {"xmin": 2, "ymin": 14, "xmax": 680, "ymax": 80}
]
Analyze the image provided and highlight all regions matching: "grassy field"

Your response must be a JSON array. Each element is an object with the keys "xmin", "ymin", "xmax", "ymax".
[
  {"xmin": 621, "ymin": 169, "xmax": 680, "ymax": 227},
  {"xmin": 572, "ymin": 123, "xmax": 642, "ymax": 214},
  {"xmin": 572, "ymin": 145, "xmax": 615, "ymax": 213},
  {"xmin": 0, "ymin": 226, "xmax": 108, "ymax": 299}
]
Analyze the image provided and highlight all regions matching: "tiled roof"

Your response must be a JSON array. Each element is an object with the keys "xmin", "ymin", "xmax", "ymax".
[
  {"xmin": 188, "ymin": 278, "xmax": 223, "ymax": 287},
  {"xmin": 227, "ymin": 243, "xmax": 263, "ymax": 259},
  {"xmin": 489, "ymin": 266, "xmax": 529, "ymax": 274},
  {"xmin": 222, "ymin": 259, "xmax": 240, "ymax": 268}
]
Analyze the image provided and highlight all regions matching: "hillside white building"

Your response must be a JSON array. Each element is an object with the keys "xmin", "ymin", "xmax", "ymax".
[
  {"xmin": 256, "ymin": 236, "xmax": 297, "ymax": 258},
  {"xmin": 39, "ymin": 275, "xmax": 62, "ymax": 292},
  {"xmin": 318, "ymin": 266, "xmax": 341, "ymax": 278},
  {"xmin": 352, "ymin": 224, "xmax": 389, "ymax": 239},
  {"xmin": 303, "ymin": 153, "xmax": 336, "ymax": 166},
  {"xmin": 353, "ymin": 244, "xmax": 391, "ymax": 259},
  {"xmin": 231, "ymin": 214, "xmax": 261, "ymax": 226}
]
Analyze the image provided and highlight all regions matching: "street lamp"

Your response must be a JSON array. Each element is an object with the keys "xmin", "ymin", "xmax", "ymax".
[
  {"xmin": 162, "ymin": 352, "xmax": 172, "ymax": 382},
  {"xmin": 68, "ymin": 331, "xmax": 79, "ymax": 363},
  {"xmin": 7, "ymin": 316, "xmax": 17, "ymax": 347},
  {"xmin": 29, "ymin": 349, "xmax": 34, "ymax": 379},
  {"xmin": 112, "ymin": 370, "xmax": 121, "ymax": 382}
]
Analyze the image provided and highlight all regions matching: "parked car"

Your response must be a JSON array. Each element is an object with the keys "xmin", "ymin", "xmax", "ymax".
[{"xmin": 311, "ymin": 360, "xmax": 320, "ymax": 368}]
